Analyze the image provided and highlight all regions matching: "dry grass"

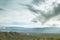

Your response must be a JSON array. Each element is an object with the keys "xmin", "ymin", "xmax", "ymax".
[{"xmin": 0, "ymin": 32, "xmax": 60, "ymax": 40}]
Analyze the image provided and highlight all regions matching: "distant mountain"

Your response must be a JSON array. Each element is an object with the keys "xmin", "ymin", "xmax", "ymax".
[
  {"xmin": 33, "ymin": 27, "xmax": 60, "ymax": 33},
  {"xmin": 0, "ymin": 26, "xmax": 60, "ymax": 33}
]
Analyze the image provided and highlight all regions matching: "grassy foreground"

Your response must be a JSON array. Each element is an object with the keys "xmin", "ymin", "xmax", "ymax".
[{"xmin": 0, "ymin": 32, "xmax": 60, "ymax": 40}]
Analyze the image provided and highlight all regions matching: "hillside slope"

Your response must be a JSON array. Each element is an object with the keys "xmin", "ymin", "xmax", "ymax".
[
  {"xmin": 0, "ymin": 32, "xmax": 36, "ymax": 40},
  {"xmin": 0, "ymin": 32, "xmax": 60, "ymax": 40}
]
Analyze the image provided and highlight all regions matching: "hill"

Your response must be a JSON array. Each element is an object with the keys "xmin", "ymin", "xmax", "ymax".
[
  {"xmin": 0, "ymin": 32, "xmax": 60, "ymax": 40},
  {"xmin": 0, "ymin": 27, "xmax": 60, "ymax": 33}
]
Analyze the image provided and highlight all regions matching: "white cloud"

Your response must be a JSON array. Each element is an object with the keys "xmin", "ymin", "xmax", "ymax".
[
  {"xmin": 0, "ymin": 0, "xmax": 60, "ymax": 28},
  {"xmin": 0, "ymin": 8, "xmax": 36, "ymax": 25}
]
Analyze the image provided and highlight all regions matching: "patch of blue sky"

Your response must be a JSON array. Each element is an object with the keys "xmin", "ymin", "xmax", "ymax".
[
  {"xmin": 0, "ymin": 0, "xmax": 32, "ymax": 9},
  {"xmin": 12, "ymin": 22, "xmax": 34, "ymax": 25}
]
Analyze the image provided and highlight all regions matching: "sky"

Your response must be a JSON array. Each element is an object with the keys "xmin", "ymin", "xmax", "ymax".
[{"xmin": 0, "ymin": 0, "xmax": 60, "ymax": 28}]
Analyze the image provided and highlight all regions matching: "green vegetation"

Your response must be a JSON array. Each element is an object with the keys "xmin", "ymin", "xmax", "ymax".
[{"xmin": 0, "ymin": 32, "xmax": 60, "ymax": 40}]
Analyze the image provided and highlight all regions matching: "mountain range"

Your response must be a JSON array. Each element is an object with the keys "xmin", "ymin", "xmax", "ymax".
[{"xmin": 0, "ymin": 26, "xmax": 60, "ymax": 33}]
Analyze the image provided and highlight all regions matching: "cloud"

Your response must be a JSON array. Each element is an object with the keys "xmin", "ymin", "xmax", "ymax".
[
  {"xmin": 0, "ymin": 0, "xmax": 60, "ymax": 28},
  {"xmin": 0, "ymin": 0, "xmax": 36, "ymax": 28},
  {"xmin": 0, "ymin": 7, "xmax": 35, "ymax": 25}
]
